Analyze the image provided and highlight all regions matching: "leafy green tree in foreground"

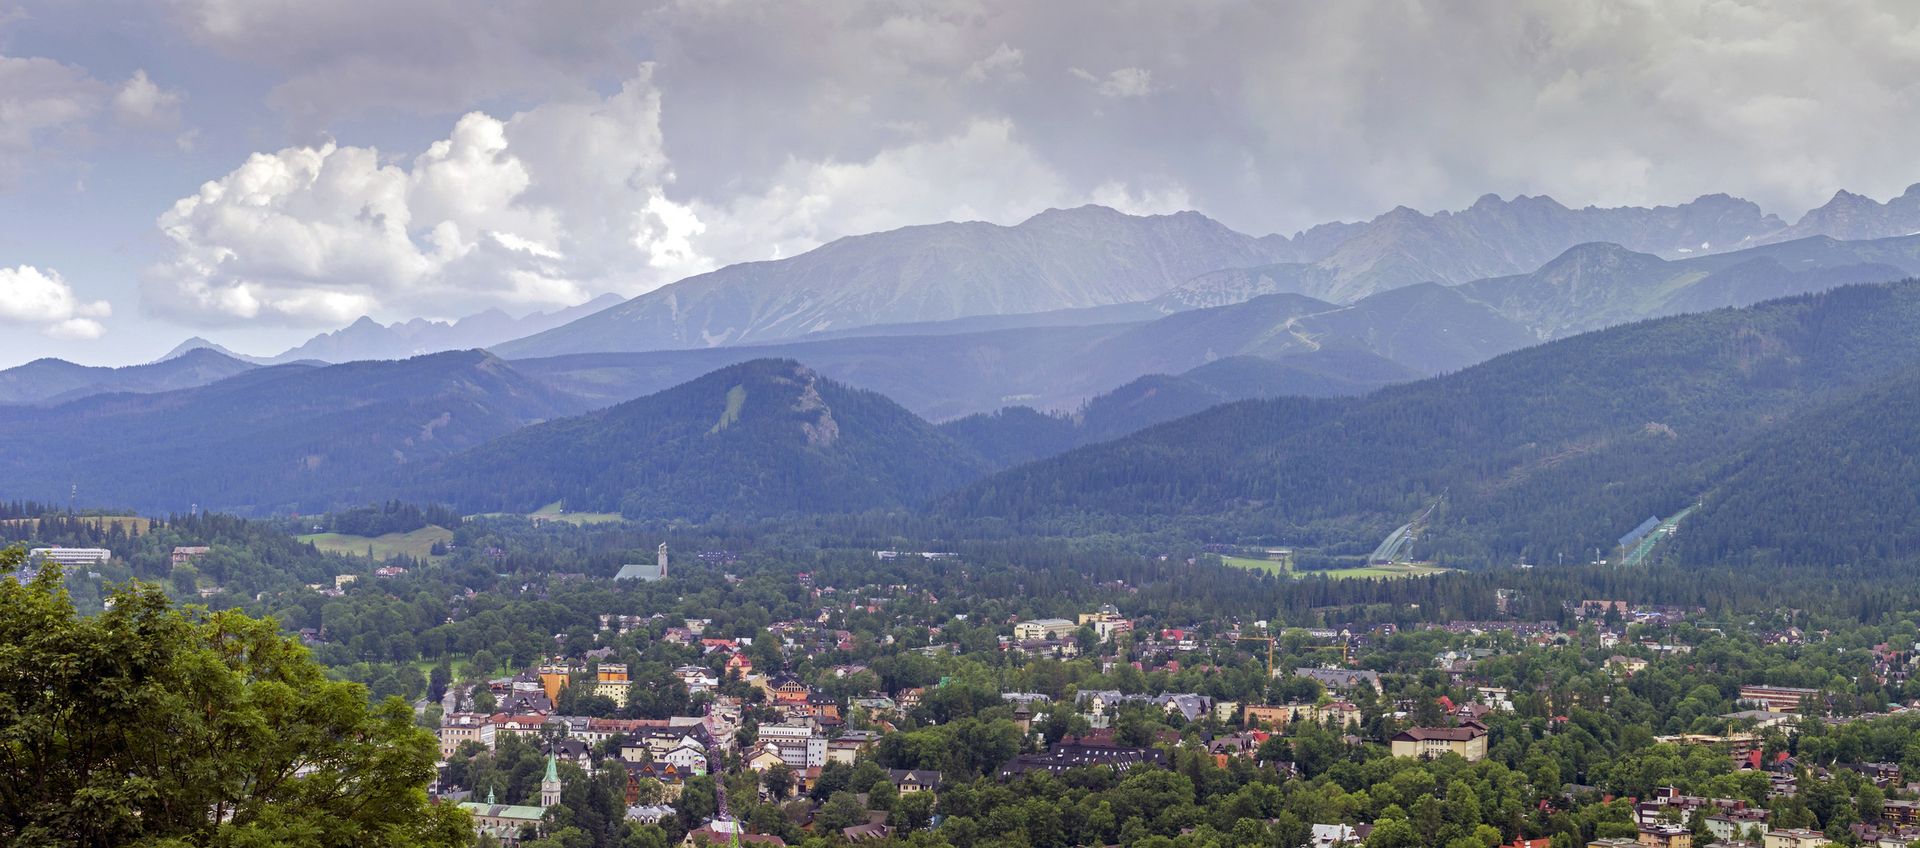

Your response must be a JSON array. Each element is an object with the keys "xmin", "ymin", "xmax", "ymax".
[{"xmin": 0, "ymin": 546, "xmax": 471, "ymax": 848}]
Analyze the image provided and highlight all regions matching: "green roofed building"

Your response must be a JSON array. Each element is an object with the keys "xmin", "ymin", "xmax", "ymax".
[{"xmin": 458, "ymin": 754, "xmax": 560, "ymax": 845}]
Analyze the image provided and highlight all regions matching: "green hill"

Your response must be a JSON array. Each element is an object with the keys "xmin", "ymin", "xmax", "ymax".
[
  {"xmin": 414, "ymin": 359, "xmax": 992, "ymax": 519},
  {"xmin": 939, "ymin": 351, "xmax": 1416, "ymax": 467},
  {"xmin": 947, "ymin": 280, "xmax": 1920, "ymax": 565},
  {"xmin": 1676, "ymin": 368, "xmax": 1920, "ymax": 567},
  {"xmin": 0, "ymin": 351, "xmax": 585, "ymax": 515}
]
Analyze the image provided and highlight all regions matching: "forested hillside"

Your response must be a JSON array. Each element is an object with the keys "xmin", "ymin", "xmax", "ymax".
[
  {"xmin": 947, "ymin": 281, "xmax": 1920, "ymax": 566},
  {"xmin": 414, "ymin": 359, "xmax": 991, "ymax": 519},
  {"xmin": 1677, "ymin": 368, "xmax": 1920, "ymax": 567},
  {"xmin": 0, "ymin": 347, "xmax": 260, "ymax": 405},
  {"xmin": 940, "ymin": 353, "xmax": 1414, "ymax": 467},
  {"xmin": 0, "ymin": 351, "xmax": 585, "ymax": 515}
]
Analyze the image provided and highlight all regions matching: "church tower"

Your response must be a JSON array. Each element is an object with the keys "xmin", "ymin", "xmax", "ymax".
[
  {"xmin": 540, "ymin": 754, "xmax": 561, "ymax": 807},
  {"xmin": 657, "ymin": 542, "xmax": 668, "ymax": 579}
]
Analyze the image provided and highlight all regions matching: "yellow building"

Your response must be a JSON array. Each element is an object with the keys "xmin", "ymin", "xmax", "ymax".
[
  {"xmin": 1013, "ymin": 619, "xmax": 1077, "ymax": 641},
  {"xmin": 1388, "ymin": 724, "xmax": 1488, "ymax": 761},
  {"xmin": 595, "ymin": 663, "xmax": 631, "ymax": 707},
  {"xmin": 538, "ymin": 663, "xmax": 573, "ymax": 705}
]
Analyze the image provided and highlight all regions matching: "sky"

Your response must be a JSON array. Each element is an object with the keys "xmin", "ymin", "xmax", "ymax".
[{"xmin": 5, "ymin": 0, "xmax": 1920, "ymax": 368}]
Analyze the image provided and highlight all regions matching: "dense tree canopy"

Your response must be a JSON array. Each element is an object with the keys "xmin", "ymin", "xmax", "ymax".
[{"xmin": 0, "ymin": 546, "xmax": 470, "ymax": 848}]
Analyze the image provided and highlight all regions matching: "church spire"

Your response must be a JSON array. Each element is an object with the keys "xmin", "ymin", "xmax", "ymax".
[{"xmin": 540, "ymin": 753, "xmax": 561, "ymax": 807}]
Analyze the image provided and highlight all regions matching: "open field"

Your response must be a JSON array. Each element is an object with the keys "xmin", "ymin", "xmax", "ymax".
[
  {"xmin": 1221, "ymin": 554, "xmax": 1292, "ymax": 575},
  {"xmin": 1305, "ymin": 562, "xmax": 1453, "ymax": 579},
  {"xmin": 0, "ymin": 515, "xmax": 153, "ymax": 534},
  {"xmin": 1222, "ymin": 554, "xmax": 1451, "ymax": 580},
  {"xmin": 526, "ymin": 502, "xmax": 629, "ymax": 521},
  {"xmin": 527, "ymin": 502, "xmax": 625, "ymax": 525},
  {"xmin": 297, "ymin": 525, "xmax": 454, "ymax": 561}
]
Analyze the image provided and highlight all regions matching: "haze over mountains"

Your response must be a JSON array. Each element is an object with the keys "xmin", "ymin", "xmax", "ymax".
[
  {"xmin": 7, "ymin": 181, "xmax": 1920, "ymax": 569},
  {"xmin": 493, "ymin": 183, "xmax": 1920, "ymax": 359},
  {"xmin": 946, "ymin": 279, "xmax": 1920, "ymax": 564},
  {"xmin": 103, "ymin": 180, "xmax": 1920, "ymax": 381},
  {"xmin": 11, "ymin": 277, "xmax": 1918, "ymax": 573}
]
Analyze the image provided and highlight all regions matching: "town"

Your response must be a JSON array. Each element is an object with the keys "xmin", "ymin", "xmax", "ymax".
[{"xmin": 13, "ymin": 509, "xmax": 1920, "ymax": 848}]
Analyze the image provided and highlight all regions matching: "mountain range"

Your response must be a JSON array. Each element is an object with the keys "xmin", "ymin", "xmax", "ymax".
[
  {"xmin": 944, "ymin": 278, "xmax": 1920, "ymax": 566},
  {"xmin": 0, "ymin": 351, "xmax": 584, "ymax": 514},
  {"xmin": 0, "ymin": 348, "xmax": 263, "ymax": 406},
  {"xmin": 489, "ymin": 184, "xmax": 1920, "ymax": 359},
  {"xmin": 260, "ymin": 294, "xmax": 627, "ymax": 364},
  {"xmin": 5, "ymin": 276, "xmax": 1920, "ymax": 573},
  {"xmin": 493, "ymin": 206, "xmax": 1297, "ymax": 358},
  {"xmin": 15, "ymin": 231, "xmax": 1920, "ymax": 424}
]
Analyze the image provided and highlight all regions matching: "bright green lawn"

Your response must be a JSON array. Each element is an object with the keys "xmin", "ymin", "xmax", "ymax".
[
  {"xmin": 1221, "ymin": 555, "xmax": 1292, "ymax": 576},
  {"xmin": 297, "ymin": 525, "xmax": 454, "ymax": 562}
]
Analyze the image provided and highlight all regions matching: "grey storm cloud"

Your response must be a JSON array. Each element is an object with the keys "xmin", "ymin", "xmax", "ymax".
[
  {"xmin": 9, "ymin": 0, "xmax": 1920, "ymax": 338},
  {"xmin": 158, "ymin": 0, "xmax": 1920, "ymax": 236}
]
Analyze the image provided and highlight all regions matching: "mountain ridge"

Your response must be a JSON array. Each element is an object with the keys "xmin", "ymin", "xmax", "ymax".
[{"xmin": 412, "ymin": 358, "xmax": 989, "ymax": 519}]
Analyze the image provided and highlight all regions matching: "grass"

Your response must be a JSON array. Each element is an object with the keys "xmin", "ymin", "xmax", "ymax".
[
  {"xmin": 709, "ymin": 384, "xmax": 747, "ymax": 434},
  {"xmin": 527, "ymin": 502, "xmax": 624, "ymax": 525},
  {"xmin": 1222, "ymin": 555, "xmax": 1292, "ymax": 576},
  {"xmin": 297, "ymin": 525, "xmax": 454, "ymax": 562},
  {"xmin": 1221, "ymin": 553, "xmax": 1451, "ymax": 580}
]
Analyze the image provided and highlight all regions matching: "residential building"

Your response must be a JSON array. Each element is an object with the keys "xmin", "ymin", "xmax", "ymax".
[
  {"xmin": 537, "ymin": 663, "xmax": 573, "ymax": 705},
  {"xmin": 595, "ymin": 663, "xmax": 631, "ymax": 706},
  {"xmin": 888, "ymin": 769, "xmax": 943, "ymax": 793},
  {"xmin": 1013, "ymin": 618, "xmax": 1078, "ymax": 641},
  {"xmin": 1738, "ymin": 685, "xmax": 1822, "ymax": 713},
  {"xmin": 1636, "ymin": 824, "xmax": 1690, "ymax": 848},
  {"xmin": 439, "ymin": 712, "xmax": 496, "ymax": 758},
  {"xmin": 674, "ymin": 665, "xmax": 719, "ymax": 694},
  {"xmin": 756, "ymin": 722, "xmax": 826, "ymax": 770},
  {"xmin": 1389, "ymin": 724, "xmax": 1489, "ymax": 761},
  {"xmin": 1762, "ymin": 829, "xmax": 1828, "ymax": 848},
  {"xmin": 1310, "ymin": 823, "xmax": 1368, "ymax": 847},
  {"xmin": 29, "ymin": 547, "xmax": 111, "ymax": 567},
  {"xmin": 1294, "ymin": 667, "xmax": 1383, "ymax": 694},
  {"xmin": 170, "ymin": 546, "xmax": 210, "ymax": 566}
]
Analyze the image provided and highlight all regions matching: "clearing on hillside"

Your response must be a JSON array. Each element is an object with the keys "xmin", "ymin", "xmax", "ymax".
[
  {"xmin": 1222, "ymin": 553, "xmax": 1451, "ymax": 580},
  {"xmin": 527, "ymin": 502, "xmax": 624, "ymax": 525},
  {"xmin": 297, "ymin": 525, "xmax": 454, "ymax": 561}
]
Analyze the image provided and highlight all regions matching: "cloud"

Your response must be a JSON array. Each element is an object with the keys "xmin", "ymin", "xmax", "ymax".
[
  {"xmin": 0, "ymin": 53, "xmax": 106, "ymax": 187},
  {"xmin": 146, "ymin": 65, "xmax": 1185, "ymax": 327},
  {"xmin": 0, "ymin": 265, "xmax": 111, "ymax": 339},
  {"xmin": 962, "ymin": 44, "xmax": 1024, "ymax": 83},
  {"xmin": 112, "ymin": 69, "xmax": 185, "ymax": 129},
  {"xmin": 170, "ymin": 0, "xmax": 657, "ymax": 128},
  {"xmin": 1071, "ymin": 66, "xmax": 1155, "ymax": 98},
  {"xmin": 144, "ymin": 66, "xmax": 703, "ymax": 327},
  {"xmin": 0, "ymin": 52, "xmax": 187, "ymax": 188},
  {"xmin": 119, "ymin": 0, "xmax": 1920, "ymax": 334}
]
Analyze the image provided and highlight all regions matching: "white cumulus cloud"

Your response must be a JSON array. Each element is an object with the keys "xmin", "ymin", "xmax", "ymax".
[
  {"xmin": 145, "ymin": 63, "xmax": 1186, "ymax": 328},
  {"xmin": 0, "ymin": 265, "xmax": 111, "ymax": 339},
  {"xmin": 144, "ymin": 66, "xmax": 703, "ymax": 326}
]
